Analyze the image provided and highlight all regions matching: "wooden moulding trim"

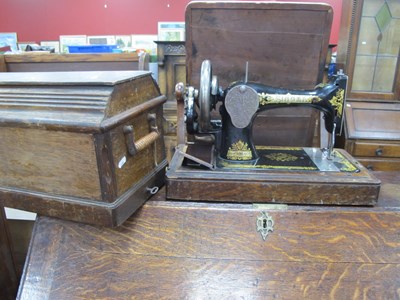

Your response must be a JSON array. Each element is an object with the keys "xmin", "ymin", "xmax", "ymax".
[
  {"xmin": 166, "ymin": 180, "xmax": 380, "ymax": 206},
  {"xmin": 3, "ymin": 53, "xmax": 139, "ymax": 63}
]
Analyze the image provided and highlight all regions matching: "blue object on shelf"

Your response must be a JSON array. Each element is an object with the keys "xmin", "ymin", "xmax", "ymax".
[
  {"xmin": 328, "ymin": 62, "xmax": 336, "ymax": 77},
  {"xmin": 68, "ymin": 45, "xmax": 118, "ymax": 53}
]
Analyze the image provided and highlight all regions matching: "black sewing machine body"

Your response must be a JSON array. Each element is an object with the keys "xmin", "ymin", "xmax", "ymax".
[
  {"xmin": 166, "ymin": 60, "xmax": 380, "ymax": 206},
  {"xmin": 218, "ymin": 76, "xmax": 346, "ymax": 165}
]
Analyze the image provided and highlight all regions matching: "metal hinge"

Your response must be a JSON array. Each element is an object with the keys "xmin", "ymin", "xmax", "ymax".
[{"xmin": 253, "ymin": 203, "xmax": 288, "ymax": 211}]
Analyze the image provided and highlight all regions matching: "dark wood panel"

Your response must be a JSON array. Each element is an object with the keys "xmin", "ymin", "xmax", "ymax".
[
  {"xmin": 253, "ymin": 107, "xmax": 320, "ymax": 147},
  {"xmin": 345, "ymin": 102, "xmax": 400, "ymax": 140},
  {"xmin": 186, "ymin": 2, "xmax": 332, "ymax": 88},
  {"xmin": 0, "ymin": 128, "xmax": 101, "ymax": 200},
  {"xmin": 111, "ymin": 107, "xmax": 166, "ymax": 196}
]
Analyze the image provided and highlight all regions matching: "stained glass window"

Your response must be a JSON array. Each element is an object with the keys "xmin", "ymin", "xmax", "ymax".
[{"xmin": 352, "ymin": 0, "xmax": 400, "ymax": 93}]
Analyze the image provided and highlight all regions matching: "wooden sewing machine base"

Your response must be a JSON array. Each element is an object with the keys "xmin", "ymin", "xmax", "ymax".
[{"xmin": 166, "ymin": 145, "xmax": 381, "ymax": 205}]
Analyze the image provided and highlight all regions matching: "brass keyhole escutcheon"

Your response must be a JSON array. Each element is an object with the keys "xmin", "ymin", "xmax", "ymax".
[{"xmin": 256, "ymin": 211, "xmax": 274, "ymax": 241}]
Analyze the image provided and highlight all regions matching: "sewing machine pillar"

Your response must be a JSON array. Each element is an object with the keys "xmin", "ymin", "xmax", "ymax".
[{"xmin": 220, "ymin": 109, "xmax": 258, "ymax": 163}]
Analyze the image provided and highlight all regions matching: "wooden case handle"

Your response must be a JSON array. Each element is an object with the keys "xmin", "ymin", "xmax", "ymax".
[{"xmin": 123, "ymin": 113, "xmax": 160, "ymax": 156}]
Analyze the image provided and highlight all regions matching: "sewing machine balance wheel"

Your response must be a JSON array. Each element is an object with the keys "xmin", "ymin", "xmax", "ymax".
[{"xmin": 199, "ymin": 60, "xmax": 218, "ymax": 132}]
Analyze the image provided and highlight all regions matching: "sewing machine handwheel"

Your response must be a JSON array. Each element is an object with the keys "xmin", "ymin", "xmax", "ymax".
[{"xmin": 199, "ymin": 60, "xmax": 212, "ymax": 132}]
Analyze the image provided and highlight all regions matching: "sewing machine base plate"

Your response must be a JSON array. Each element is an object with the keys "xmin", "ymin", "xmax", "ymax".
[{"xmin": 166, "ymin": 145, "xmax": 381, "ymax": 205}]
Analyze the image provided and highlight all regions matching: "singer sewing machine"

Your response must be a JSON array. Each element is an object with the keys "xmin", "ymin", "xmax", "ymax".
[
  {"xmin": 166, "ymin": 1, "xmax": 380, "ymax": 205},
  {"xmin": 166, "ymin": 59, "xmax": 380, "ymax": 205}
]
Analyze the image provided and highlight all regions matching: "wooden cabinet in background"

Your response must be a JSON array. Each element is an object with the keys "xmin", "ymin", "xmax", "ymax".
[
  {"xmin": 156, "ymin": 41, "xmax": 186, "ymax": 161},
  {"xmin": 344, "ymin": 101, "xmax": 400, "ymax": 171},
  {"xmin": 338, "ymin": 0, "xmax": 400, "ymax": 169}
]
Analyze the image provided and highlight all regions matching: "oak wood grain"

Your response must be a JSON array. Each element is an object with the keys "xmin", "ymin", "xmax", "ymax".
[
  {"xmin": 17, "ymin": 172, "xmax": 400, "ymax": 299},
  {"xmin": 0, "ymin": 127, "xmax": 101, "ymax": 200},
  {"xmin": 106, "ymin": 75, "xmax": 161, "ymax": 117},
  {"xmin": 19, "ymin": 251, "xmax": 400, "ymax": 300},
  {"xmin": 111, "ymin": 106, "xmax": 166, "ymax": 197}
]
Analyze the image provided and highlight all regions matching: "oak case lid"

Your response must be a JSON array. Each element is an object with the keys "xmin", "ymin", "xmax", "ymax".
[
  {"xmin": 0, "ymin": 71, "xmax": 164, "ymax": 133},
  {"xmin": 185, "ymin": 1, "xmax": 333, "ymax": 89},
  {"xmin": 0, "ymin": 71, "xmax": 150, "ymax": 85}
]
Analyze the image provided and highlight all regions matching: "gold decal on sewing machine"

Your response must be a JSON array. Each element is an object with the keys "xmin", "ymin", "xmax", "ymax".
[
  {"xmin": 334, "ymin": 150, "xmax": 358, "ymax": 172},
  {"xmin": 257, "ymin": 146, "xmax": 303, "ymax": 151},
  {"xmin": 227, "ymin": 140, "xmax": 252, "ymax": 160},
  {"xmin": 256, "ymin": 211, "xmax": 274, "ymax": 241},
  {"xmin": 265, "ymin": 152, "xmax": 298, "ymax": 162},
  {"xmin": 258, "ymin": 93, "xmax": 321, "ymax": 105},
  {"xmin": 329, "ymin": 89, "xmax": 344, "ymax": 117},
  {"xmin": 219, "ymin": 161, "xmax": 317, "ymax": 170}
]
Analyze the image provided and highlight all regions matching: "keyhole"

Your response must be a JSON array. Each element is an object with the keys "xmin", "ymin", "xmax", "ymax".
[{"xmin": 263, "ymin": 219, "xmax": 267, "ymax": 229}]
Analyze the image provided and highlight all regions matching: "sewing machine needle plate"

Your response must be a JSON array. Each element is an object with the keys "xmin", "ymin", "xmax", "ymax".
[
  {"xmin": 303, "ymin": 148, "xmax": 358, "ymax": 172},
  {"xmin": 166, "ymin": 145, "xmax": 381, "ymax": 206}
]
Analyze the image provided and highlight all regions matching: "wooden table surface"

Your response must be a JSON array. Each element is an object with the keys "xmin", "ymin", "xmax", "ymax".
[{"xmin": 18, "ymin": 172, "xmax": 400, "ymax": 299}]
